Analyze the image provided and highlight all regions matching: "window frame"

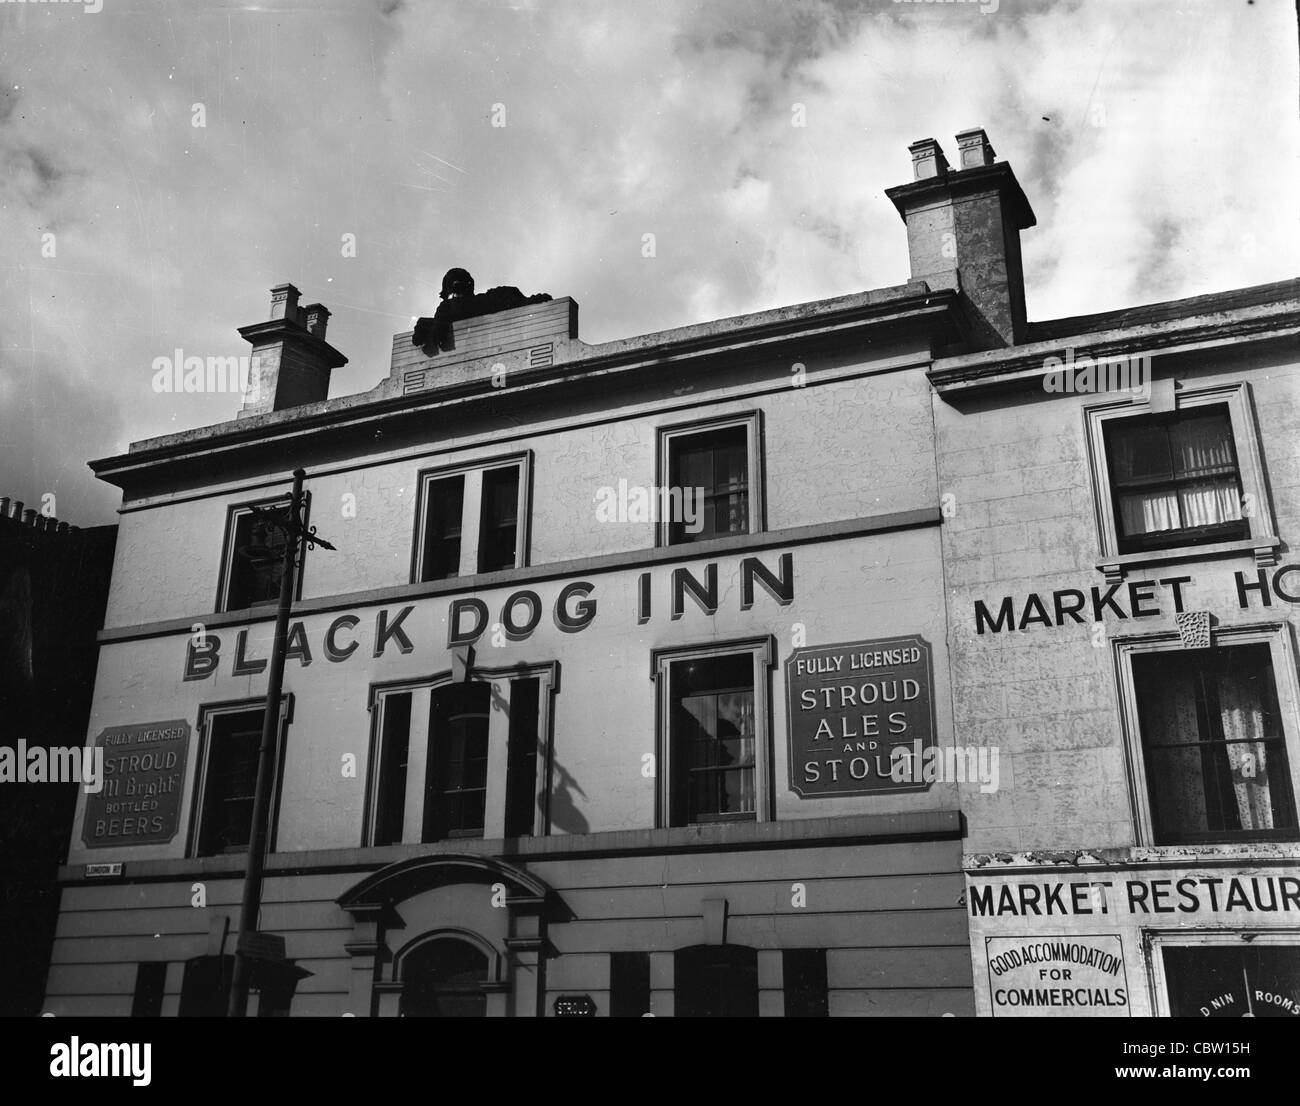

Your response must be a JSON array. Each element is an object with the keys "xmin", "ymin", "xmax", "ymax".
[
  {"xmin": 656, "ymin": 411, "xmax": 764, "ymax": 548},
  {"xmin": 1112, "ymin": 623, "xmax": 1300, "ymax": 848},
  {"xmin": 1085, "ymin": 380, "xmax": 1279, "ymax": 582},
  {"xmin": 651, "ymin": 636, "xmax": 775, "ymax": 829},
  {"xmin": 362, "ymin": 662, "xmax": 557, "ymax": 846},
  {"xmin": 409, "ymin": 452, "xmax": 532, "ymax": 583},
  {"xmin": 215, "ymin": 493, "xmax": 310, "ymax": 613},
  {"xmin": 1146, "ymin": 930, "xmax": 1300, "ymax": 1018},
  {"xmin": 188, "ymin": 696, "xmax": 293, "ymax": 858}
]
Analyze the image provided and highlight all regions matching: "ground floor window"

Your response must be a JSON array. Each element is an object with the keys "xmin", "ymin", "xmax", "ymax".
[
  {"xmin": 399, "ymin": 938, "xmax": 489, "ymax": 1018},
  {"xmin": 1153, "ymin": 936, "xmax": 1300, "ymax": 1017},
  {"xmin": 783, "ymin": 948, "xmax": 828, "ymax": 1017},
  {"xmin": 675, "ymin": 945, "xmax": 758, "ymax": 1017},
  {"xmin": 131, "ymin": 961, "xmax": 167, "ymax": 1017},
  {"xmin": 609, "ymin": 951, "xmax": 651, "ymax": 1017}
]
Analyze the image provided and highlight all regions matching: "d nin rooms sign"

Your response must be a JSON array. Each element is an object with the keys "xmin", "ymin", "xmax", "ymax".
[{"xmin": 785, "ymin": 636, "xmax": 936, "ymax": 797}]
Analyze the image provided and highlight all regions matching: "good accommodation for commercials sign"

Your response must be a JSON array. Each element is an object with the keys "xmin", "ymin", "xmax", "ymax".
[{"xmin": 785, "ymin": 636, "xmax": 936, "ymax": 797}]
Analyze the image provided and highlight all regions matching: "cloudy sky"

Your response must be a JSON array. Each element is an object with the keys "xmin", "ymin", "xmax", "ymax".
[{"xmin": 1, "ymin": 0, "xmax": 1296, "ymax": 525}]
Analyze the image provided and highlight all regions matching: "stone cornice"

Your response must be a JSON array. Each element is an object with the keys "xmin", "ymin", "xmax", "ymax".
[
  {"xmin": 89, "ymin": 286, "xmax": 962, "ymax": 490},
  {"xmin": 931, "ymin": 300, "xmax": 1300, "ymax": 396}
]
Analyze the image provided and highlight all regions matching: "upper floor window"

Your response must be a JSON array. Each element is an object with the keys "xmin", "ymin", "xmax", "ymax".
[
  {"xmin": 1131, "ymin": 642, "xmax": 1297, "ymax": 845},
  {"xmin": 218, "ymin": 496, "xmax": 305, "ymax": 612},
  {"xmin": 1085, "ymin": 381, "xmax": 1280, "ymax": 578},
  {"xmin": 1103, "ymin": 405, "xmax": 1246, "ymax": 554},
  {"xmin": 191, "ymin": 699, "xmax": 290, "ymax": 857},
  {"xmin": 366, "ymin": 666, "xmax": 552, "ymax": 845},
  {"xmin": 658, "ymin": 413, "xmax": 763, "ymax": 546},
  {"xmin": 652, "ymin": 637, "xmax": 773, "ymax": 828},
  {"xmin": 412, "ymin": 455, "xmax": 530, "ymax": 582}
]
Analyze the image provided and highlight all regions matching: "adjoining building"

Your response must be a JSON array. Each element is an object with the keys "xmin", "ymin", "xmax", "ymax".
[
  {"xmin": 0, "ymin": 499, "xmax": 117, "ymax": 1016},
  {"xmin": 42, "ymin": 126, "xmax": 1300, "ymax": 1018},
  {"xmin": 908, "ymin": 132, "xmax": 1300, "ymax": 1016}
]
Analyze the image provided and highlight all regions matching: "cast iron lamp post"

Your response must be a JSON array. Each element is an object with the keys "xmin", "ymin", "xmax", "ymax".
[{"xmin": 226, "ymin": 468, "xmax": 333, "ymax": 1017}]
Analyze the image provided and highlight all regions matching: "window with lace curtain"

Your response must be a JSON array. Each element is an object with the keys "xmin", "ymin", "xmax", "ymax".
[
  {"xmin": 1103, "ymin": 405, "xmax": 1247, "ymax": 554},
  {"xmin": 653, "ymin": 637, "xmax": 773, "ymax": 828},
  {"xmin": 658, "ymin": 413, "xmax": 763, "ymax": 547},
  {"xmin": 1132, "ymin": 643, "xmax": 1298, "ymax": 845}
]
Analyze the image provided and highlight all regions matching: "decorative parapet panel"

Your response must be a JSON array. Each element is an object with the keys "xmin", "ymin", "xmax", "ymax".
[{"xmin": 378, "ymin": 297, "xmax": 581, "ymax": 398}]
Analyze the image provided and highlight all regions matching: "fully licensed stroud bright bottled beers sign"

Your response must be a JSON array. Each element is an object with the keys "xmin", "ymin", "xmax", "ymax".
[{"xmin": 784, "ymin": 636, "xmax": 937, "ymax": 797}]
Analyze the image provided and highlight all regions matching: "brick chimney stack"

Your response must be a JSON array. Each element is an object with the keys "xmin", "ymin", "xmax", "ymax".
[
  {"xmin": 237, "ymin": 284, "xmax": 347, "ymax": 418},
  {"xmin": 885, "ymin": 128, "xmax": 1036, "ymax": 349}
]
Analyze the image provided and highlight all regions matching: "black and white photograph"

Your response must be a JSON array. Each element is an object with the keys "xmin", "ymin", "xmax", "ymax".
[{"xmin": 1, "ymin": 0, "xmax": 1298, "ymax": 1078}]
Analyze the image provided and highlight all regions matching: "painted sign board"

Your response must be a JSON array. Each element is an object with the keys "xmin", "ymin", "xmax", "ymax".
[
  {"xmin": 785, "ymin": 636, "xmax": 936, "ymax": 797},
  {"xmin": 986, "ymin": 935, "xmax": 1130, "ymax": 1016},
  {"xmin": 82, "ymin": 720, "xmax": 190, "ymax": 848}
]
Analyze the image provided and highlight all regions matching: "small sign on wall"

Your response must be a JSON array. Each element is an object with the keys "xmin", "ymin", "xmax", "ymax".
[
  {"xmin": 785, "ymin": 636, "xmax": 937, "ymax": 798},
  {"xmin": 82, "ymin": 720, "xmax": 190, "ymax": 848}
]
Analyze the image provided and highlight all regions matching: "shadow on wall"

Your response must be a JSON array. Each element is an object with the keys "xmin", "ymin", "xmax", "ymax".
[{"xmin": 548, "ymin": 758, "xmax": 589, "ymax": 835}]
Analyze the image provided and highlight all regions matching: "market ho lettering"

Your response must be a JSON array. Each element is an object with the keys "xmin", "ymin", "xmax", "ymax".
[{"xmin": 974, "ymin": 565, "xmax": 1300, "ymax": 634}]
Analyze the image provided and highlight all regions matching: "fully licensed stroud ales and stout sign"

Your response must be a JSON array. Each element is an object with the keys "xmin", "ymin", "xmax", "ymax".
[
  {"xmin": 785, "ymin": 636, "xmax": 936, "ymax": 797},
  {"xmin": 82, "ymin": 720, "xmax": 189, "ymax": 848}
]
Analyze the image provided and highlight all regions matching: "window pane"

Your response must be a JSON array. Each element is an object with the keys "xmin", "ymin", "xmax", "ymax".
[
  {"xmin": 675, "ymin": 945, "xmax": 758, "ymax": 1017},
  {"xmin": 669, "ymin": 426, "xmax": 749, "ymax": 543},
  {"xmin": 131, "ymin": 961, "xmax": 167, "ymax": 1017},
  {"xmin": 400, "ymin": 939, "xmax": 488, "ymax": 1018},
  {"xmin": 1170, "ymin": 412, "xmax": 1237, "ymax": 478},
  {"xmin": 504, "ymin": 678, "xmax": 540, "ymax": 838},
  {"xmin": 670, "ymin": 653, "xmax": 756, "ymax": 825},
  {"xmin": 1177, "ymin": 479, "xmax": 1242, "ymax": 528},
  {"xmin": 421, "ymin": 476, "xmax": 465, "ymax": 581},
  {"xmin": 1164, "ymin": 946, "xmax": 1300, "ymax": 1018},
  {"xmin": 179, "ymin": 955, "xmax": 232, "ymax": 1017},
  {"xmin": 373, "ymin": 693, "xmax": 412, "ymax": 846},
  {"xmin": 783, "ymin": 949, "xmax": 829, "ymax": 1018},
  {"xmin": 610, "ymin": 952, "xmax": 651, "ymax": 1018},
  {"xmin": 478, "ymin": 466, "xmax": 520, "ymax": 573},
  {"xmin": 1134, "ymin": 645, "xmax": 1296, "ymax": 844},
  {"xmin": 424, "ymin": 683, "xmax": 490, "ymax": 840},
  {"xmin": 198, "ymin": 711, "xmax": 264, "ymax": 856},
  {"xmin": 226, "ymin": 503, "xmax": 290, "ymax": 609},
  {"xmin": 1108, "ymin": 421, "xmax": 1173, "ymax": 482},
  {"xmin": 1106, "ymin": 407, "xmax": 1246, "ymax": 551}
]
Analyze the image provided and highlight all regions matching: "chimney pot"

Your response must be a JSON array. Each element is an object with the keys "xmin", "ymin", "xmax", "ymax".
[
  {"xmin": 0, "ymin": 497, "xmax": 9, "ymax": 518},
  {"xmin": 303, "ymin": 303, "xmax": 331, "ymax": 339},
  {"xmin": 955, "ymin": 127, "xmax": 996, "ymax": 169},
  {"xmin": 13, "ymin": 500, "xmax": 25, "ymax": 520},
  {"xmin": 269, "ymin": 283, "xmax": 303, "ymax": 325},
  {"xmin": 908, "ymin": 138, "xmax": 950, "ymax": 181},
  {"xmin": 56, "ymin": 521, "xmax": 71, "ymax": 535},
  {"xmin": 22, "ymin": 509, "xmax": 37, "ymax": 527}
]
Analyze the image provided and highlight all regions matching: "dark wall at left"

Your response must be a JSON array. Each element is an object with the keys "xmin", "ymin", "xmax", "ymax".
[{"xmin": 0, "ymin": 497, "xmax": 116, "ymax": 1016}]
